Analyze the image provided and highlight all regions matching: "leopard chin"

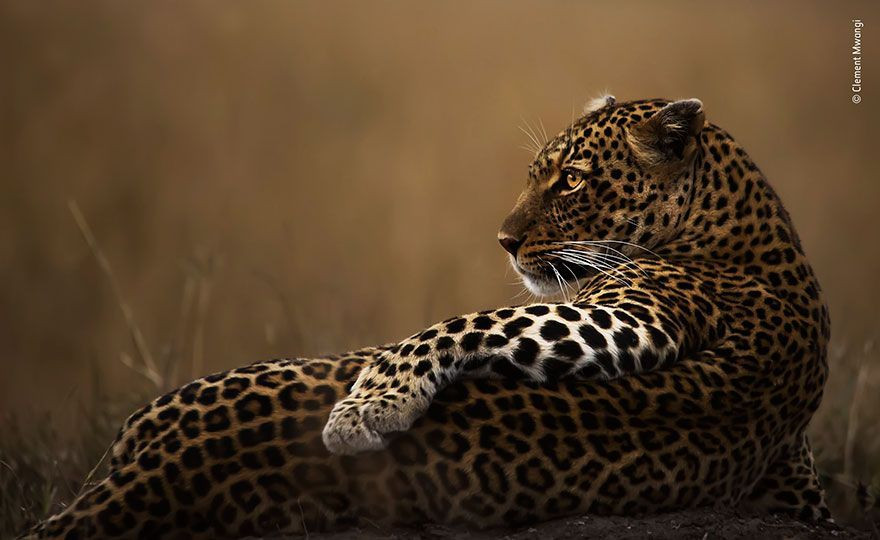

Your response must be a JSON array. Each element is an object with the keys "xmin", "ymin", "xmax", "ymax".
[{"xmin": 510, "ymin": 256, "xmax": 572, "ymax": 297}]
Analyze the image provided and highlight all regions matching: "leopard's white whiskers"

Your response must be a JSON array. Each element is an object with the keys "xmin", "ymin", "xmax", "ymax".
[
  {"xmin": 546, "ymin": 252, "xmax": 632, "ymax": 287},
  {"xmin": 557, "ymin": 260, "xmax": 584, "ymax": 294},
  {"xmin": 537, "ymin": 117, "xmax": 549, "ymax": 144},
  {"xmin": 572, "ymin": 239, "xmax": 667, "ymax": 262},
  {"xmin": 551, "ymin": 255, "xmax": 631, "ymax": 288},
  {"xmin": 541, "ymin": 256, "xmax": 571, "ymax": 302},
  {"xmin": 550, "ymin": 250, "xmax": 633, "ymax": 283},
  {"xmin": 551, "ymin": 243, "xmax": 649, "ymax": 279},
  {"xmin": 512, "ymin": 285, "xmax": 532, "ymax": 301},
  {"xmin": 518, "ymin": 119, "xmax": 543, "ymax": 155},
  {"xmin": 555, "ymin": 260, "xmax": 578, "ymax": 300},
  {"xmin": 556, "ymin": 256, "xmax": 631, "ymax": 287},
  {"xmin": 556, "ymin": 249, "xmax": 647, "ymax": 280}
]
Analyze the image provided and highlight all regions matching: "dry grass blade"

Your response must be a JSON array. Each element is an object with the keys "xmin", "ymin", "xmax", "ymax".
[
  {"xmin": 68, "ymin": 200, "xmax": 162, "ymax": 389},
  {"xmin": 297, "ymin": 499, "xmax": 310, "ymax": 539},
  {"xmin": 844, "ymin": 341, "xmax": 873, "ymax": 479},
  {"xmin": 73, "ymin": 444, "xmax": 112, "ymax": 498},
  {"xmin": 191, "ymin": 267, "xmax": 213, "ymax": 381},
  {"xmin": 165, "ymin": 274, "xmax": 197, "ymax": 387}
]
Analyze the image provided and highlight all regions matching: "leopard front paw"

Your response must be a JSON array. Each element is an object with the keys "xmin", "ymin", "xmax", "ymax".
[
  {"xmin": 322, "ymin": 390, "xmax": 430, "ymax": 455},
  {"xmin": 322, "ymin": 397, "xmax": 387, "ymax": 455}
]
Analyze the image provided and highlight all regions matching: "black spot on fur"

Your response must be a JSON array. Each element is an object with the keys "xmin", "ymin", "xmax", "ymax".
[
  {"xmin": 513, "ymin": 338, "xmax": 540, "ymax": 365},
  {"xmin": 540, "ymin": 320, "xmax": 570, "ymax": 341},
  {"xmin": 503, "ymin": 317, "xmax": 534, "ymax": 338}
]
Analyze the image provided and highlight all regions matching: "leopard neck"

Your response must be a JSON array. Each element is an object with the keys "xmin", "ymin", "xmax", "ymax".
[{"xmin": 662, "ymin": 125, "xmax": 807, "ymax": 274}]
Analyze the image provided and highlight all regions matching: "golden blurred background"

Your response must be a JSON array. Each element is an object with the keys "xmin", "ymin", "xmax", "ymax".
[{"xmin": 1, "ymin": 0, "xmax": 879, "ymax": 524}]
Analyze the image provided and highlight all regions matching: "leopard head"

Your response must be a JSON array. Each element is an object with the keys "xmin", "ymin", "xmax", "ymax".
[{"xmin": 499, "ymin": 96, "xmax": 706, "ymax": 296}]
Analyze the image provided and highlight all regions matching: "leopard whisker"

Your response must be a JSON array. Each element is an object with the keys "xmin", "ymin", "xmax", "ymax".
[
  {"xmin": 554, "ymin": 240, "xmax": 652, "ymax": 278},
  {"xmin": 553, "ymin": 244, "xmax": 648, "ymax": 279},
  {"xmin": 538, "ymin": 255, "xmax": 572, "ymax": 302},
  {"xmin": 518, "ymin": 119, "xmax": 543, "ymax": 155},
  {"xmin": 547, "ymin": 252, "xmax": 632, "ymax": 287},
  {"xmin": 557, "ymin": 260, "xmax": 584, "ymax": 293},
  {"xmin": 570, "ymin": 239, "xmax": 667, "ymax": 262},
  {"xmin": 558, "ymin": 251, "xmax": 641, "ymax": 281},
  {"xmin": 557, "ymin": 240, "xmax": 635, "ymax": 264},
  {"xmin": 512, "ymin": 285, "xmax": 532, "ymax": 301},
  {"xmin": 550, "ymin": 250, "xmax": 634, "ymax": 285},
  {"xmin": 538, "ymin": 116, "xmax": 549, "ymax": 144},
  {"xmin": 556, "ymin": 247, "xmax": 637, "ymax": 269},
  {"xmin": 542, "ymin": 256, "xmax": 572, "ymax": 302},
  {"xmin": 550, "ymin": 254, "xmax": 631, "ymax": 288},
  {"xmin": 556, "ymin": 261, "xmax": 579, "ymax": 300}
]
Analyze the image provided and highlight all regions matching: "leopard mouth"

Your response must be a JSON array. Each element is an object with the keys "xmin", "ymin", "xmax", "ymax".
[{"xmin": 509, "ymin": 255, "xmax": 594, "ymax": 297}]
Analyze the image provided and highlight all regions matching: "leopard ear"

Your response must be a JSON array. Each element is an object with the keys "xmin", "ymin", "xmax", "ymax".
[
  {"xmin": 628, "ymin": 99, "xmax": 705, "ymax": 165},
  {"xmin": 584, "ymin": 94, "xmax": 617, "ymax": 114}
]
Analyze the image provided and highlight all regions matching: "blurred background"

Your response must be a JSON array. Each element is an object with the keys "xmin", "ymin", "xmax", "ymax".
[{"xmin": 1, "ymin": 0, "xmax": 878, "ymax": 532}]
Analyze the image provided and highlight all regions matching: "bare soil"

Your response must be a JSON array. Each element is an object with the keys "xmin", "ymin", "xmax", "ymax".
[{"xmin": 305, "ymin": 509, "xmax": 872, "ymax": 540}]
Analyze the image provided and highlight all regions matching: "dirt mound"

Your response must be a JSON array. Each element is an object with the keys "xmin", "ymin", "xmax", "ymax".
[{"xmin": 307, "ymin": 509, "xmax": 870, "ymax": 540}]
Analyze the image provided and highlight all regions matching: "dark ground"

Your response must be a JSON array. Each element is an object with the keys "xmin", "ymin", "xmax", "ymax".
[{"xmin": 301, "ymin": 509, "xmax": 873, "ymax": 540}]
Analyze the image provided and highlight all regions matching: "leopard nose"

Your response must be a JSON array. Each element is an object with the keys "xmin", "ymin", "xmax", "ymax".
[{"xmin": 498, "ymin": 233, "xmax": 525, "ymax": 256}]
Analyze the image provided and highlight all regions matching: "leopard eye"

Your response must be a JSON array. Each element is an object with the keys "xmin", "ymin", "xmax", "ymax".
[{"xmin": 554, "ymin": 168, "xmax": 585, "ymax": 194}]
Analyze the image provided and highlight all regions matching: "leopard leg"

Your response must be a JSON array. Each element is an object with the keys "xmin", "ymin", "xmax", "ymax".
[
  {"xmin": 21, "ymin": 349, "xmax": 388, "ymax": 540},
  {"xmin": 23, "ymin": 343, "xmax": 821, "ymax": 538},
  {"xmin": 743, "ymin": 433, "xmax": 831, "ymax": 522}
]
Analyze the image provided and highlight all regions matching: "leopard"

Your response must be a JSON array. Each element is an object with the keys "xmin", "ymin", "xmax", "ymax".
[{"xmin": 22, "ymin": 96, "xmax": 831, "ymax": 539}]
